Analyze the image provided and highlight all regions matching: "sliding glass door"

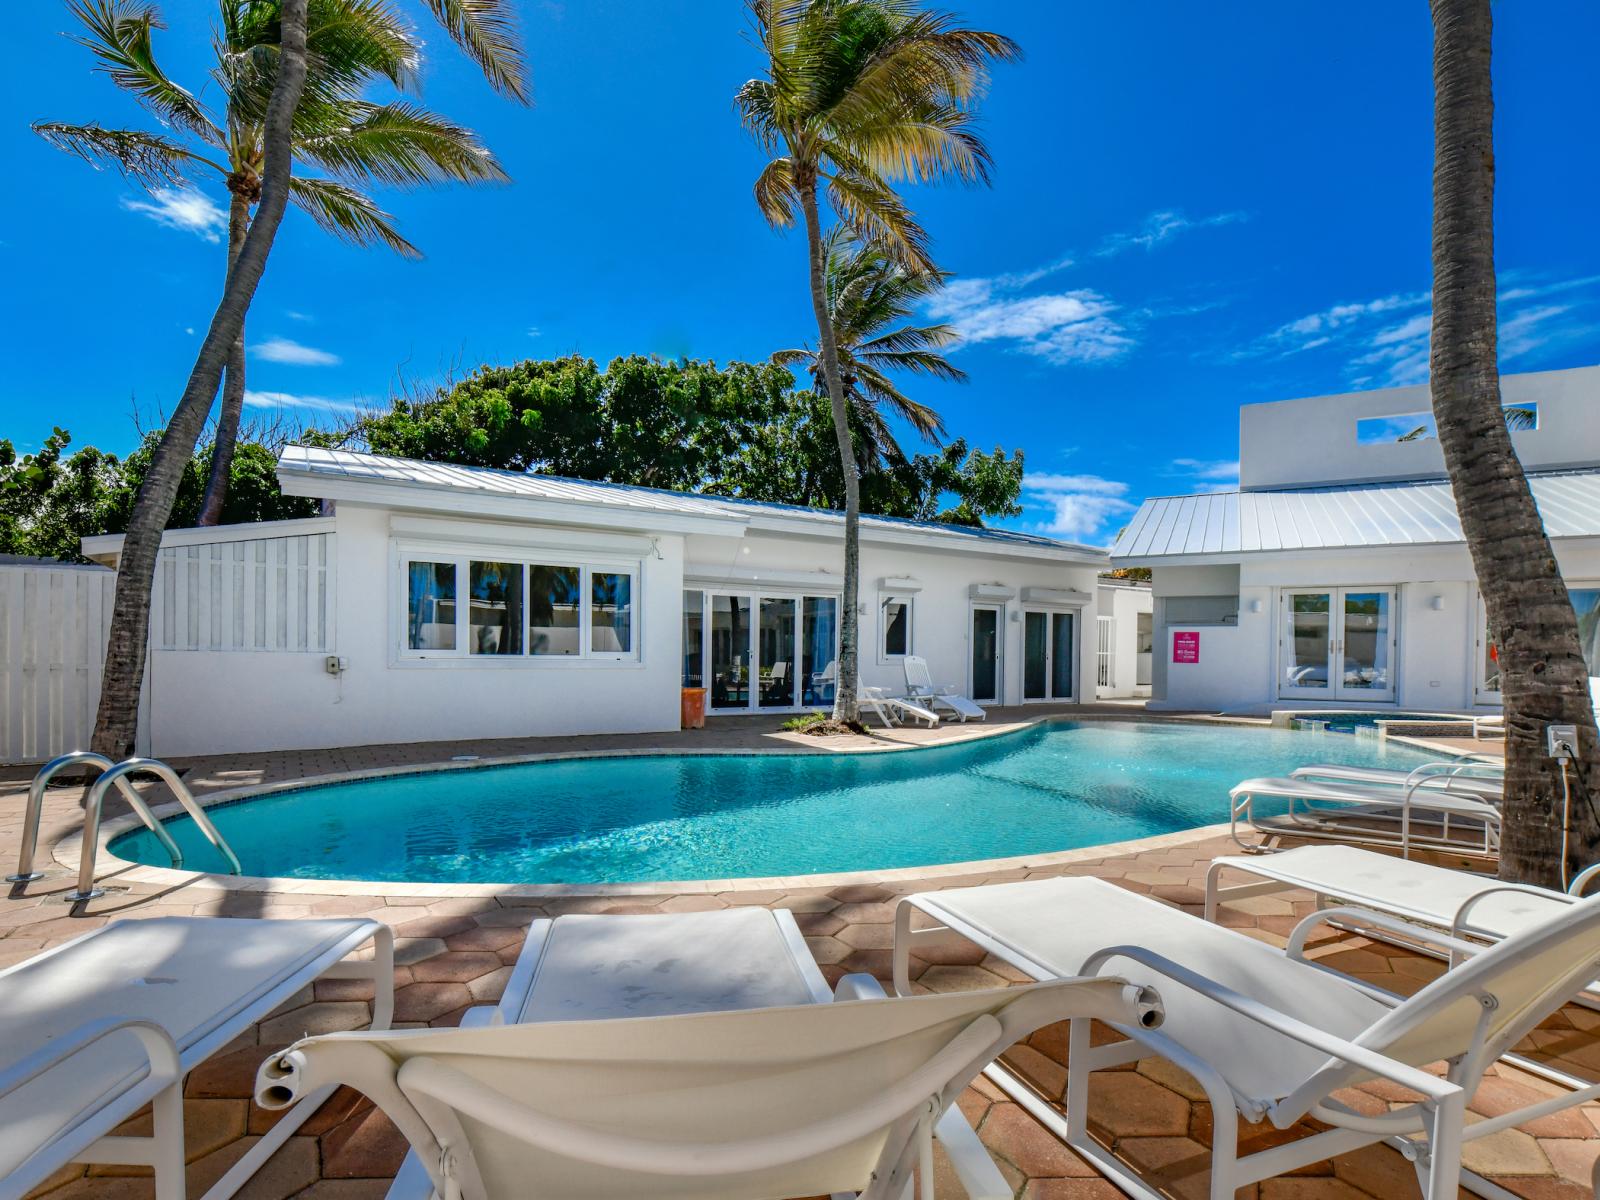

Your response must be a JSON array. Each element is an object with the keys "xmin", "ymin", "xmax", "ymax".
[
  {"xmin": 1022, "ymin": 609, "xmax": 1075, "ymax": 701},
  {"xmin": 1279, "ymin": 588, "xmax": 1396, "ymax": 701},
  {"xmin": 691, "ymin": 590, "xmax": 838, "ymax": 713}
]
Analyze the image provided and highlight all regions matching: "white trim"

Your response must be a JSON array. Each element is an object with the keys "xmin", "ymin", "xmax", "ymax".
[
  {"xmin": 389, "ymin": 514, "xmax": 654, "ymax": 556},
  {"xmin": 685, "ymin": 563, "xmax": 843, "ymax": 590},
  {"xmin": 878, "ymin": 594, "xmax": 915, "ymax": 662},
  {"xmin": 1020, "ymin": 586, "xmax": 1091, "ymax": 608},
  {"xmin": 969, "ymin": 583, "xmax": 1016, "ymax": 601},
  {"xmin": 878, "ymin": 575, "xmax": 923, "ymax": 594},
  {"xmin": 81, "ymin": 516, "xmax": 336, "ymax": 561}
]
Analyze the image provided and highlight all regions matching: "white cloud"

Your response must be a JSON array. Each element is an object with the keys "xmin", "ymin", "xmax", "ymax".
[
  {"xmin": 527, "ymin": 326, "xmax": 542, "ymax": 338},
  {"xmin": 120, "ymin": 187, "xmax": 227, "ymax": 242},
  {"xmin": 285, "ymin": 310, "xmax": 313, "ymax": 322},
  {"xmin": 1171, "ymin": 457, "xmax": 1239, "ymax": 490},
  {"xmin": 251, "ymin": 336, "xmax": 341, "ymax": 366},
  {"xmin": 1095, "ymin": 210, "xmax": 1247, "ymax": 258},
  {"xmin": 927, "ymin": 279, "xmax": 1133, "ymax": 364},
  {"xmin": 243, "ymin": 390, "xmax": 359, "ymax": 414},
  {"xmin": 1022, "ymin": 472, "xmax": 1137, "ymax": 541}
]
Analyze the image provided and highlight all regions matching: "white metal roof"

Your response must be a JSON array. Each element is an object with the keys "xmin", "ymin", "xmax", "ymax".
[
  {"xmin": 1111, "ymin": 468, "xmax": 1600, "ymax": 563},
  {"xmin": 276, "ymin": 446, "xmax": 1106, "ymax": 563}
]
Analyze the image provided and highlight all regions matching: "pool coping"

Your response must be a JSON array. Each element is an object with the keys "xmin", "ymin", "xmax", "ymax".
[{"xmin": 59, "ymin": 713, "xmax": 1493, "ymax": 899}]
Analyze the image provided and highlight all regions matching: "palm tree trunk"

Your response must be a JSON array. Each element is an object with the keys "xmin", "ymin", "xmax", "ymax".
[
  {"xmin": 798, "ymin": 172, "xmax": 861, "ymax": 723},
  {"xmin": 197, "ymin": 191, "xmax": 252, "ymax": 527},
  {"xmin": 1429, "ymin": 0, "xmax": 1600, "ymax": 886},
  {"xmin": 91, "ymin": 0, "xmax": 311, "ymax": 759}
]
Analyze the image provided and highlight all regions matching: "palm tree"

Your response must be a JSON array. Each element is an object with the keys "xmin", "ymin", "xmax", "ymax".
[
  {"xmin": 772, "ymin": 229, "xmax": 961, "ymax": 472},
  {"xmin": 1427, "ymin": 0, "xmax": 1599, "ymax": 885},
  {"xmin": 36, "ymin": 0, "xmax": 519, "ymax": 526},
  {"xmin": 737, "ymin": 0, "xmax": 1018, "ymax": 723},
  {"xmin": 69, "ymin": 0, "xmax": 527, "ymax": 760}
]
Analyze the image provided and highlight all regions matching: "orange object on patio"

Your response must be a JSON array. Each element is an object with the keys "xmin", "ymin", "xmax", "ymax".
[{"xmin": 680, "ymin": 687, "xmax": 706, "ymax": 729}]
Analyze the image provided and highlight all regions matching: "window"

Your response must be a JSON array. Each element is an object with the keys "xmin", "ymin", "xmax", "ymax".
[
  {"xmin": 881, "ymin": 595, "xmax": 912, "ymax": 658},
  {"xmin": 470, "ymin": 561, "xmax": 522, "ymax": 655},
  {"xmin": 398, "ymin": 550, "xmax": 638, "ymax": 663},
  {"xmin": 1357, "ymin": 403, "xmax": 1538, "ymax": 445},
  {"xmin": 407, "ymin": 561, "xmax": 456, "ymax": 651},
  {"xmin": 529, "ymin": 566, "xmax": 581, "ymax": 656},
  {"xmin": 591, "ymin": 571, "xmax": 633, "ymax": 656}
]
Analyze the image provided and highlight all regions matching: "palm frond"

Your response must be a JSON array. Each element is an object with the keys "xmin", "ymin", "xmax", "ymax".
[
  {"xmin": 858, "ymin": 345, "xmax": 967, "ymax": 384},
  {"xmin": 825, "ymin": 168, "xmax": 931, "ymax": 270},
  {"xmin": 295, "ymin": 101, "xmax": 508, "ymax": 186},
  {"xmin": 852, "ymin": 362, "xmax": 948, "ymax": 442},
  {"xmin": 288, "ymin": 175, "xmax": 420, "ymax": 256},
  {"xmin": 770, "ymin": 346, "xmax": 814, "ymax": 367},
  {"xmin": 419, "ymin": 0, "xmax": 530, "ymax": 103},
  {"xmin": 859, "ymin": 322, "xmax": 961, "ymax": 355},
  {"xmin": 65, "ymin": 0, "xmax": 217, "ymax": 138},
  {"xmin": 31, "ymin": 121, "xmax": 222, "ymax": 186},
  {"xmin": 753, "ymin": 156, "xmax": 798, "ymax": 226}
]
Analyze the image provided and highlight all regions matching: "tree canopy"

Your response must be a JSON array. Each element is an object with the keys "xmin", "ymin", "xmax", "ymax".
[{"xmin": 356, "ymin": 354, "xmax": 1023, "ymax": 525}]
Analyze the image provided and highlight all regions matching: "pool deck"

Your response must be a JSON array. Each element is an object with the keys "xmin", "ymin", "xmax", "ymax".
[{"xmin": 9, "ymin": 706, "xmax": 1594, "ymax": 1200}]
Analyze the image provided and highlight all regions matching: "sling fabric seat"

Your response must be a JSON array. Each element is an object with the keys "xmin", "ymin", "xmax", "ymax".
[
  {"xmin": 0, "ymin": 916, "xmax": 392, "ymax": 1200},
  {"xmin": 258, "ymin": 908, "xmax": 1159, "ymax": 1200},
  {"xmin": 891, "ymin": 875, "xmax": 1600, "ymax": 1200},
  {"xmin": 901, "ymin": 657, "xmax": 986, "ymax": 722}
]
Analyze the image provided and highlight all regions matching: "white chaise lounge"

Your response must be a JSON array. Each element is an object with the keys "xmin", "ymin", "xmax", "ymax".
[
  {"xmin": 1229, "ymin": 772, "xmax": 1502, "ymax": 857},
  {"xmin": 890, "ymin": 874, "xmax": 1600, "ymax": 1200},
  {"xmin": 859, "ymin": 685, "xmax": 939, "ymax": 730},
  {"xmin": 256, "ymin": 907, "xmax": 1160, "ymax": 1200},
  {"xmin": 0, "ymin": 916, "xmax": 394, "ymax": 1200},
  {"xmin": 902, "ymin": 656, "xmax": 986, "ymax": 722},
  {"xmin": 1207, "ymin": 842, "xmax": 1600, "ymax": 951}
]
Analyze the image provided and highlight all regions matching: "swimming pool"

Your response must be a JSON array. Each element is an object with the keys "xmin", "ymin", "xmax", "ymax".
[{"xmin": 110, "ymin": 720, "xmax": 1441, "ymax": 885}]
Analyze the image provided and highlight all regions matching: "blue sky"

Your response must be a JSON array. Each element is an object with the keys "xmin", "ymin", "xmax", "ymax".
[{"xmin": 3, "ymin": 1, "xmax": 1598, "ymax": 545}]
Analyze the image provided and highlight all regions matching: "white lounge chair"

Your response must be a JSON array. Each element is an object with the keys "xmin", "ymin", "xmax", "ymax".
[
  {"xmin": 859, "ymin": 685, "xmax": 939, "ymax": 730},
  {"xmin": 891, "ymin": 874, "xmax": 1600, "ymax": 1200},
  {"xmin": 1289, "ymin": 760, "xmax": 1503, "ymax": 800},
  {"xmin": 1229, "ymin": 772, "xmax": 1501, "ymax": 857},
  {"xmin": 0, "ymin": 916, "xmax": 393, "ymax": 1200},
  {"xmin": 902, "ymin": 656, "xmax": 986, "ymax": 722},
  {"xmin": 256, "ymin": 907, "xmax": 1160, "ymax": 1200},
  {"xmin": 1206, "ymin": 842, "xmax": 1600, "ymax": 951}
]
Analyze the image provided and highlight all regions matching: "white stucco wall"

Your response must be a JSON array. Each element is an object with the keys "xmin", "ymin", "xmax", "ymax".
[
  {"xmin": 683, "ymin": 528, "xmax": 1103, "ymax": 709},
  {"xmin": 1148, "ymin": 539, "xmax": 1600, "ymax": 713},
  {"xmin": 126, "ymin": 505, "xmax": 1107, "ymax": 756},
  {"xmin": 1239, "ymin": 365, "xmax": 1600, "ymax": 490}
]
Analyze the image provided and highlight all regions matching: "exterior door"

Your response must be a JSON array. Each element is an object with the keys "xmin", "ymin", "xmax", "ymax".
[
  {"xmin": 1279, "ymin": 588, "xmax": 1396, "ymax": 701},
  {"xmin": 1022, "ymin": 610, "xmax": 1075, "ymax": 701},
  {"xmin": 970, "ymin": 605, "xmax": 1001, "ymax": 704}
]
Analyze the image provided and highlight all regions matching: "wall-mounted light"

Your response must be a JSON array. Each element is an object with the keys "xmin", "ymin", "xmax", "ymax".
[
  {"xmin": 1247, "ymin": 598, "xmax": 1263, "ymax": 614},
  {"xmin": 1429, "ymin": 594, "xmax": 1445, "ymax": 611},
  {"xmin": 1010, "ymin": 610, "xmax": 1021, "ymax": 623}
]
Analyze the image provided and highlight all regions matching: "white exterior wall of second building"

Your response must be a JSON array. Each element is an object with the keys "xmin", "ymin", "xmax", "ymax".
[
  {"xmin": 1151, "ymin": 539, "xmax": 1600, "ymax": 713},
  {"xmin": 120, "ymin": 507, "xmax": 1104, "ymax": 758}
]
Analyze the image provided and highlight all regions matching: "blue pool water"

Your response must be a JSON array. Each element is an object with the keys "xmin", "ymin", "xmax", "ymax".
[{"xmin": 111, "ymin": 720, "xmax": 1441, "ymax": 885}]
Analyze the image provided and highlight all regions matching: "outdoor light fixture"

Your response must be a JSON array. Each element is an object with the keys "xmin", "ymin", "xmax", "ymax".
[
  {"xmin": 1430, "ymin": 595, "xmax": 1445, "ymax": 611},
  {"xmin": 1248, "ymin": 599, "xmax": 1263, "ymax": 614}
]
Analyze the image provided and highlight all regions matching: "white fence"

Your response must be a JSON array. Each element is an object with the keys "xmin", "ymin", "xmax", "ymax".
[
  {"xmin": 154, "ymin": 532, "xmax": 333, "ymax": 652},
  {"xmin": 0, "ymin": 564, "xmax": 115, "ymax": 764},
  {"xmin": 1096, "ymin": 614, "xmax": 1115, "ymax": 691}
]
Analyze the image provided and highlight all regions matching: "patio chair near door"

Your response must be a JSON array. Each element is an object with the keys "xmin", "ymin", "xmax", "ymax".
[{"xmin": 902, "ymin": 656, "xmax": 986, "ymax": 722}]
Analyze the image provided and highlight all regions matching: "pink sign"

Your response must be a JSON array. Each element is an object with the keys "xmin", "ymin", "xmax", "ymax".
[{"xmin": 1172, "ymin": 631, "xmax": 1200, "ymax": 664}]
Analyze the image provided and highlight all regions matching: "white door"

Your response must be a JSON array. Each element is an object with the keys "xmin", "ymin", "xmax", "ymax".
[
  {"xmin": 969, "ymin": 604, "xmax": 1002, "ymax": 704},
  {"xmin": 1279, "ymin": 588, "xmax": 1397, "ymax": 702}
]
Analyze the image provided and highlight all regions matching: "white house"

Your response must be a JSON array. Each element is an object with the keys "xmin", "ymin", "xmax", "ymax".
[
  {"xmin": 1110, "ymin": 365, "xmax": 1600, "ymax": 714},
  {"xmin": 76, "ymin": 446, "xmax": 1110, "ymax": 758}
]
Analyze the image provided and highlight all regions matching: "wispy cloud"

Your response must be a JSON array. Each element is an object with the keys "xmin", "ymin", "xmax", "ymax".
[
  {"xmin": 285, "ymin": 310, "xmax": 313, "ymax": 322},
  {"xmin": 251, "ymin": 336, "xmax": 341, "ymax": 366},
  {"xmin": 1234, "ymin": 273, "xmax": 1600, "ymax": 388},
  {"xmin": 527, "ymin": 326, "xmax": 542, "ymax": 338},
  {"xmin": 1022, "ymin": 472, "xmax": 1137, "ymax": 542},
  {"xmin": 243, "ymin": 390, "xmax": 360, "ymax": 414},
  {"xmin": 1171, "ymin": 457, "xmax": 1240, "ymax": 491},
  {"xmin": 1095, "ymin": 210, "xmax": 1248, "ymax": 258},
  {"xmin": 120, "ymin": 187, "xmax": 227, "ymax": 242},
  {"xmin": 928, "ymin": 278, "xmax": 1133, "ymax": 365}
]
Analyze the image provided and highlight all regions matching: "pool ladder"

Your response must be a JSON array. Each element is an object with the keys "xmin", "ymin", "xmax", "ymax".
[{"xmin": 8, "ymin": 751, "xmax": 243, "ymax": 902}]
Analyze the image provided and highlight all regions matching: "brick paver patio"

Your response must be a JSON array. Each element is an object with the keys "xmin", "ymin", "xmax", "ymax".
[{"xmin": 4, "ymin": 711, "xmax": 1591, "ymax": 1200}]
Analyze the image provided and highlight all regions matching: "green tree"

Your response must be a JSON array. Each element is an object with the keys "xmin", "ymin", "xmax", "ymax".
[
  {"xmin": 1427, "ymin": 0, "xmax": 1599, "ymax": 884},
  {"xmin": 36, "ymin": 0, "xmax": 519, "ymax": 526},
  {"xmin": 737, "ymin": 0, "xmax": 1018, "ymax": 721},
  {"xmin": 772, "ymin": 230, "xmax": 960, "ymax": 467}
]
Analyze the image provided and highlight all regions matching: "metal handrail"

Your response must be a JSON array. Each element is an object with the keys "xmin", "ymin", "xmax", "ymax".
[
  {"xmin": 72, "ymin": 757, "xmax": 243, "ymax": 901},
  {"xmin": 9, "ymin": 751, "xmax": 183, "ymax": 885}
]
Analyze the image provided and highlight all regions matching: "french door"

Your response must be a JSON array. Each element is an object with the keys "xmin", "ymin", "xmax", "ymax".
[
  {"xmin": 1279, "ymin": 588, "xmax": 1396, "ymax": 701},
  {"xmin": 702, "ymin": 590, "xmax": 838, "ymax": 712},
  {"xmin": 1022, "ymin": 610, "xmax": 1075, "ymax": 702},
  {"xmin": 970, "ymin": 604, "xmax": 1002, "ymax": 704}
]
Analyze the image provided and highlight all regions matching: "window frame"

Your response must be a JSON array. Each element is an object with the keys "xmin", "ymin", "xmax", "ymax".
[
  {"xmin": 395, "ymin": 543, "xmax": 641, "ymax": 667},
  {"xmin": 878, "ymin": 593, "xmax": 915, "ymax": 662}
]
